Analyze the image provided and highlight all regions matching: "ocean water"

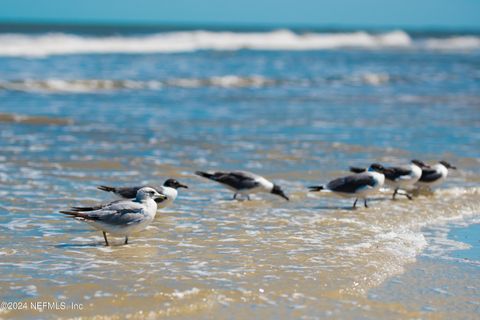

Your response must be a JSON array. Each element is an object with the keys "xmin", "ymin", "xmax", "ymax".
[
  {"xmin": 370, "ymin": 219, "xmax": 480, "ymax": 319},
  {"xmin": 0, "ymin": 28, "xmax": 479, "ymax": 319}
]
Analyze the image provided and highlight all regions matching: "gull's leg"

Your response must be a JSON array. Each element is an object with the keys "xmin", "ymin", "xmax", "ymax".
[
  {"xmin": 353, "ymin": 198, "xmax": 358, "ymax": 209},
  {"xmin": 103, "ymin": 232, "xmax": 109, "ymax": 246},
  {"xmin": 401, "ymin": 190, "xmax": 413, "ymax": 200},
  {"xmin": 398, "ymin": 189, "xmax": 413, "ymax": 200},
  {"xmin": 247, "ymin": 194, "xmax": 251, "ymax": 201},
  {"xmin": 124, "ymin": 236, "xmax": 128, "ymax": 245},
  {"xmin": 392, "ymin": 188, "xmax": 398, "ymax": 200},
  {"xmin": 364, "ymin": 199, "xmax": 368, "ymax": 208},
  {"xmin": 233, "ymin": 193, "xmax": 238, "ymax": 200}
]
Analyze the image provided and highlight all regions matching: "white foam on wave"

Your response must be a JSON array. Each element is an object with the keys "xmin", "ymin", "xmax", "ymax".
[
  {"xmin": 0, "ymin": 72, "xmax": 397, "ymax": 93},
  {"xmin": 0, "ymin": 76, "xmax": 274, "ymax": 92},
  {"xmin": 171, "ymin": 287, "xmax": 201, "ymax": 299},
  {"xmin": 380, "ymin": 187, "xmax": 480, "ymax": 270},
  {"xmin": 424, "ymin": 36, "xmax": 480, "ymax": 50},
  {"xmin": 0, "ymin": 30, "xmax": 414, "ymax": 57},
  {"xmin": 307, "ymin": 186, "xmax": 480, "ymax": 293},
  {"xmin": 1, "ymin": 30, "xmax": 478, "ymax": 57},
  {"xmin": 374, "ymin": 229, "xmax": 428, "ymax": 261}
]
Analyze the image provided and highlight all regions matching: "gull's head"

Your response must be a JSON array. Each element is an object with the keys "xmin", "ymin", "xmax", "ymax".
[
  {"xmin": 439, "ymin": 160, "xmax": 457, "ymax": 170},
  {"xmin": 271, "ymin": 184, "xmax": 289, "ymax": 201},
  {"xmin": 163, "ymin": 179, "xmax": 189, "ymax": 189},
  {"xmin": 411, "ymin": 159, "xmax": 429, "ymax": 168},
  {"xmin": 136, "ymin": 187, "xmax": 166, "ymax": 201},
  {"xmin": 368, "ymin": 163, "xmax": 386, "ymax": 173}
]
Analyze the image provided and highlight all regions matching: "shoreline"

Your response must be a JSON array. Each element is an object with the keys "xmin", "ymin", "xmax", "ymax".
[
  {"xmin": 369, "ymin": 219, "xmax": 480, "ymax": 317},
  {"xmin": 447, "ymin": 223, "xmax": 480, "ymax": 263}
]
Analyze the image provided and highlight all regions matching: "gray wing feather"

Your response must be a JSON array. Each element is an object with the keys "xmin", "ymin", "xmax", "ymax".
[
  {"xmin": 76, "ymin": 201, "xmax": 145, "ymax": 225},
  {"xmin": 215, "ymin": 171, "xmax": 260, "ymax": 190},
  {"xmin": 98, "ymin": 185, "xmax": 160, "ymax": 199},
  {"xmin": 70, "ymin": 199, "xmax": 124, "ymax": 212},
  {"xmin": 419, "ymin": 169, "xmax": 442, "ymax": 182},
  {"xmin": 384, "ymin": 166, "xmax": 412, "ymax": 181},
  {"xmin": 114, "ymin": 187, "xmax": 143, "ymax": 199},
  {"xmin": 327, "ymin": 174, "xmax": 376, "ymax": 193}
]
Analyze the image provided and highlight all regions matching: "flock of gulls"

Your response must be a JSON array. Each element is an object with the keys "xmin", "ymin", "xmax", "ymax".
[{"xmin": 61, "ymin": 160, "xmax": 456, "ymax": 246}]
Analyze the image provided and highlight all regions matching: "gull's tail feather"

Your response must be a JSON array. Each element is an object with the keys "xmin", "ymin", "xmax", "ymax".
[
  {"xmin": 70, "ymin": 205, "xmax": 103, "ymax": 212},
  {"xmin": 60, "ymin": 210, "xmax": 98, "ymax": 220},
  {"xmin": 69, "ymin": 207, "xmax": 91, "ymax": 212},
  {"xmin": 350, "ymin": 166, "xmax": 367, "ymax": 174},
  {"xmin": 195, "ymin": 171, "xmax": 215, "ymax": 180},
  {"xmin": 97, "ymin": 185, "xmax": 117, "ymax": 193},
  {"xmin": 308, "ymin": 185, "xmax": 325, "ymax": 192}
]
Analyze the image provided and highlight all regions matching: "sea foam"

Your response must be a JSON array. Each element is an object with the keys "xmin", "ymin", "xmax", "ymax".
[
  {"xmin": 0, "ymin": 73, "xmax": 395, "ymax": 93},
  {"xmin": 0, "ymin": 30, "xmax": 422, "ymax": 57},
  {"xmin": 1, "ymin": 30, "xmax": 477, "ymax": 57}
]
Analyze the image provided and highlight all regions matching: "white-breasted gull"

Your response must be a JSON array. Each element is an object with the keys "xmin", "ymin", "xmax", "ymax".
[
  {"xmin": 60, "ymin": 187, "xmax": 166, "ymax": 246},
  {"xmin": 309, "ymin": 163, "xmax": 387, "ymax": 209}
]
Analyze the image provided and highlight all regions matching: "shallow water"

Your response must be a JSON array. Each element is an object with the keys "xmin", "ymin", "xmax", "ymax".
[
  {"xmin": 0, "ymin": 29, "xmax": 479, "ymax": 319},
  {"xmin": 371, "ymin": 219, "xmax": 480, "ymax": 319}
]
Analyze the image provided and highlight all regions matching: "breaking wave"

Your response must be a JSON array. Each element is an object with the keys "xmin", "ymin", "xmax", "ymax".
[
  {"xmin": 1, "ymin": 29, "xmax": 477, "ymax": 57},
  {"xmin": 423, "ymin": 35, "xmax": 480, "ymax": 50},
  {"xmin": 0, "ymin": 30, "xmax": 478, "ymax": 57}
]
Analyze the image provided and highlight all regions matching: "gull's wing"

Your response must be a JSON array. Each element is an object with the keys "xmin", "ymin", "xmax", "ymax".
[
  {"xmin": 385, "ymin": 166, "xmax": 412, "ymax": 181},
  {"xmin": 196, "ymin": 171, "xmax": 260, "ymax": 190},
  {"xmin": 97, "ymin": 185, "xmax": 144, "ymax": 199},
  {"xmin": 61, "ymin": 201, "xmax": 146, "ymax": 225},
  {"xmin": 327, "ymin": 174, "xmax": 376, "ymax": 193},
  {"xmin": 419, "ymin": 169, "xmax": 442, "ymax": 182},
  {"xmin": 70, "ymin": 199, "xmax": 125, "ymax": 212},
  {"xmin": 97, "ymin": 185, "xmax": 163, "ymax": 202},
  {"xmin": 229, "ymin": 171, "xmax": 261, "ymax": 180}
]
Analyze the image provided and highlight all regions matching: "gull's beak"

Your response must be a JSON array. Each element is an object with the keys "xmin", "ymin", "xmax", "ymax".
[
  {"xmin": 450, "ymin": 165, "xmax": 457, "ymax": 170},
  {"xmin": 154, "ymin": 192, "xmax": 167, "ymax": 201},
  {"xmin": 274, "ymin": 189, "xmax": 289, "ymax": 201},
  {"xmin": 178, "ymin": 183, "xmax": 189, "ymax": 189},
  {"xmin": 281, "ymin": 193, "xmax": 290, "ymax": 201}
]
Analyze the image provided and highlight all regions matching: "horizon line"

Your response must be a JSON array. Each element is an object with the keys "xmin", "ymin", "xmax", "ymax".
[{"xmin": 1, "ymin": 18, "xmax": 480, "ymax": 34}]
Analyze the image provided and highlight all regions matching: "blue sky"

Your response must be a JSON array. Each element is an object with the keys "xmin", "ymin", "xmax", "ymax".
[{"xmin": 1, "ymin": 0, "xmax": 479, "ymax": 29}]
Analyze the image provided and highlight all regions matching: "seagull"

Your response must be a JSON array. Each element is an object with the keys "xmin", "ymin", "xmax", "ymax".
[
  {"xmin": 350, "ymin": 160, "xmax": 426, "ymax": 200},
  {"xmin": 60, "ymin": 187, "xmax": 166, "ymax": 246},
  {"xmin": 97, "ymin": 179, "xmax": 188, "ymax": 209},
  {"xmin": 195, "ymin": 170, "xmax": 289, "ymax": 201},
  {"xmin": 416, "ymin": 160, "xmax": 457, "ymax": 189},
  {"xmin": 309, "ymin": 163, "xmax": 387, "ymax": 209}
]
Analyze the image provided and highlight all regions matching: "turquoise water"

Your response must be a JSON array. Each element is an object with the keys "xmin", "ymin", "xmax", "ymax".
[
  {"xmin": 370, "ymin": 221, "xmax": 480, "ymax": 318},
  {"xmin": 448, "ymin": 223, "xmax": 480, "ymax": 261}
]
